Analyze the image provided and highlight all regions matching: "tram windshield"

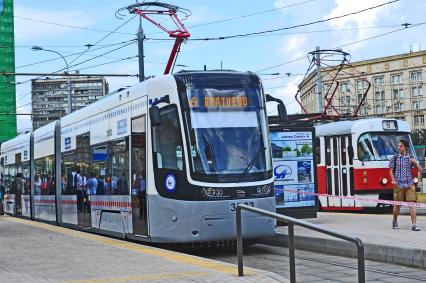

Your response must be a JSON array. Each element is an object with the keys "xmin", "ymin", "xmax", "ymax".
[
  {"xmin": 358, "ymin": 132, "xmax": 414, "ymax": 161},
  {"xmin": 183, "ymin": 84, "xmax": 271, "ymax": 182}
]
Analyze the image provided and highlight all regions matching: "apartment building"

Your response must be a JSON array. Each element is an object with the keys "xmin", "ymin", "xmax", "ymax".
[
  {"xmin": 31, "ymin": 76, "xmax": 109, "ymax": 129},
  {"xmin": 299, "ymin": 50, "xmax": 426, "ymax": 131}
]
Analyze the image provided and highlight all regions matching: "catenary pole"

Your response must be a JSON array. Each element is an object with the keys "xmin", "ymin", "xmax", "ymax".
[{"xmin": 137, "ymin": 18, "xmax": 145, "ymax": 82}]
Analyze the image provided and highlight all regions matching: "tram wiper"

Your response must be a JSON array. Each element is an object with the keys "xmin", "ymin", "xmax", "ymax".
[
  {"xmin": 235, "ymin": 145, "xmax": 265, "ymax": 183},
  {"xmin": 200, "ymin": 131, "xmax": 218, "ymax": 173}
]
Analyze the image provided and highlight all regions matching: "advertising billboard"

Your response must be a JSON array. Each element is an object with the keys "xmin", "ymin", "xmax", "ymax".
[{"xmin": 270, "ymin": 126, "xmax": 317, "ymax": 217}]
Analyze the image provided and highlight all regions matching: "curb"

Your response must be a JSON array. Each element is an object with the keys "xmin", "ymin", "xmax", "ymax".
[{"xmin": 261, "ymin": 232, "xmax": 426, "ymax": 269}]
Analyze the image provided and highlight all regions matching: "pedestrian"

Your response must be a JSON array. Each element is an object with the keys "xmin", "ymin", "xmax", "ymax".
[{"xmin": 389, "ymin": 139, "xmax": 422, "ymax": 231}]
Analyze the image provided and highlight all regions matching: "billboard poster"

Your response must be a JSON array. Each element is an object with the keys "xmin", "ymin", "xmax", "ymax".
[{"xmin": 271, "ymin": 131, "xmax": 316, "ymax": 209}]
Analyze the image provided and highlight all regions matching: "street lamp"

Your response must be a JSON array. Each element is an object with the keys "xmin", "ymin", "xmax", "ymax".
[{"xmin": 32, "ymin": 46, "xmax": 72, "ymax": 115}]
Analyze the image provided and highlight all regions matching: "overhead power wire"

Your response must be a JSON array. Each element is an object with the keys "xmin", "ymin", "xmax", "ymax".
[
  {"xmin": 187, "ymin": 0, "xmax": 319, "ymax": 29},
  {"xmin": 183, "ymin": 0, "xmax": 400, "ymax": 41},
  {"xmin": 75, "ymin": 55, "xmax": 139, "ymax": 71},
  {"xmin": 255, "ymin": 20, "xmax": 425, "ymax": 73},
  {"xmin": 68, "ymin": 15, "xmax": 137, "ymax": 66},
  {"xmin": 14, "ymin": 15, "xmax": 135, "ymax": 35},
  {"xmin": 16, "ymin": 39, "xmax": 136, "ymax": 69},
  {"xmin": 68, "ymin": 40, "xmax": 136, "ymax": 70}
]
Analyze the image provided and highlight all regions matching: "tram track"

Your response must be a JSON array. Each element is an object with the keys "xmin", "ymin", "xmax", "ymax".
[{"xmin": 183, "ymin": 243, "xmax": 426, "ymax": 282}]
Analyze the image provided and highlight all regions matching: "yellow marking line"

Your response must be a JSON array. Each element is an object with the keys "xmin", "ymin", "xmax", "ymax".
[
  {"xmin": 5, "ymin": 216, "xmax": 255, "ymax": 276},
  {"xmin": 66, "ymin": 271, "xmax": 209, "ymax": 283}
]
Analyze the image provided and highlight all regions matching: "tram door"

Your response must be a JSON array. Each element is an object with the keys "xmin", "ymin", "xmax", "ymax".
[
  {"xmin": 325, "ymin": 135, "xmax": 355, "ymax": 207},
  {"xmin": 15, "ymin": 154, "xmax": 22, "ymax": 216},
  {"xmin": 131, "ymin": 116, "xmax": 148, "ymax": 236},
  {"xmin": 76, "ymin": 134, "xmax": 91, "ymax": 228}
]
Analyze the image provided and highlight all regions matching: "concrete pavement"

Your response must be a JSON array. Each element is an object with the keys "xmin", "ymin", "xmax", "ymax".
[
  {"xmin": 0, "ymin": 215, "xmax": 287, "ymax": 283},
  {"xmin": 265, "ymin": 212, "xmax": 426, "ymax": 268}
]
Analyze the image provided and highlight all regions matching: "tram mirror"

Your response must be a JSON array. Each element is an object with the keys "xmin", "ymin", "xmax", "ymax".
[
  {"xmin": 277, "ymin": 103, "xmax": 287, "ymax": 122},
  {"xmin": 266, "ymin": 94, "xmax": 287, "ymax": 122},
  {"xmin": 347, "ymin": 146, "xmax": 354, "ymax": 160},
  {"xmin": 150, "ymin": 106, "xmax": 161, "ymax": 127}
]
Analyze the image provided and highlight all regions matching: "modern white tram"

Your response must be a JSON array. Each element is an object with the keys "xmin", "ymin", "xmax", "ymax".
[
  {"xmin": 315, "ymin": 118, "xmax": 417, "ymax": 211},
  {"xmin": 0, "ymin": 71, "xmax": 278, "ymax": 243}
]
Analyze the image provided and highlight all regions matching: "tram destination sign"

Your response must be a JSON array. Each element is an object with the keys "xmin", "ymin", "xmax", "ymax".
[{"xmin": 382, "ymin": 120, "xmax": 398, "ymax": 131}]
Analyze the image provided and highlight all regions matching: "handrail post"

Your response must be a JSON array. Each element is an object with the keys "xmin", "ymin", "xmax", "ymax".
[
  {"xmin": 236, "ymin": 205, "xmax": 244, "ymax": 276},
  {"xmin": 288, "ymin": 223, "xmax": 296, "ymax": 283},
  {"xmin": 357, "ymin": 241, "xmax": 365, "ymax": 283},
  {"xmin": 234, "ymin": 204, "xmax": 365, "ymax": 282}
]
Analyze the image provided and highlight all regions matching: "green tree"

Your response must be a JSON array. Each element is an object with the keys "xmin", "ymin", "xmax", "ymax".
[
  {"xmin": 411, "ymin": 129, "xmax": 426, "ymax": 146},
  {"xmin": 300, "ymin": 144, "xmax": 313, "ymax": 155}
]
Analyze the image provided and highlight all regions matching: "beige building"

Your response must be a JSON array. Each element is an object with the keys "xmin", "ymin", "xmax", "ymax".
[
  {"xmin": 299, "ymin": 50, "xmax": 426, "ymax": 131},
  {"xmin": 31, "ymin": 75, "xmax": 109, "ymax": 129}
]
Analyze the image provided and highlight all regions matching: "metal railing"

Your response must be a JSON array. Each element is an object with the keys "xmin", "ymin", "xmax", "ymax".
[{"xmin": 236, "ymin": 204, "xmax": 365, "ymax": 283}]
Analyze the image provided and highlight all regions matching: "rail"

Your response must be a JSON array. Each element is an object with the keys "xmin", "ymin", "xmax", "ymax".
[{"xmin": 236, "ymin": 204, "xmax": 365, "ymax": 283}]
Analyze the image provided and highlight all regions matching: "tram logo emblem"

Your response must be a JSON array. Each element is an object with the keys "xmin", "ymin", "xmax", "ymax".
[
  {"xmin": 65, "ymin": 137, "xmax": 71, "ymax": 150},
  {"xmin": 165, "ymin": 174, "xmax": 177, "ymax": 192},
  {"xmin": 274, "ymin": 165, "xmax": 293, "ymax": 180}
]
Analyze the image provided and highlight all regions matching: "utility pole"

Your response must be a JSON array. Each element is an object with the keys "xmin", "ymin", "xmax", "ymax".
[
  {"xmin": 315, "ymin": 46, "xmax": 323, "ymax": 113},
  {"xmin": 137, "ymin": 18, "xmax": 145, "ymax": 82}
]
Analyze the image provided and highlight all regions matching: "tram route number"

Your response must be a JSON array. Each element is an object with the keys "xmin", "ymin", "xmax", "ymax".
[{"xmin": 230, "ymin": 201, "xmax": 255, "ymax": 212}]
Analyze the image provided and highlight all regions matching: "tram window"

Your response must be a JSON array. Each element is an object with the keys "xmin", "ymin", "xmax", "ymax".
[
  {"xmin": 333, "ymin": 137, "xmax": 338, "ymax": 166},
  {"xmin": 348, "ymin": 138, "xmax": 354, "ymax": 165},
  {"xmin": 110, "ymin": 139, "xmax": 129, "ymax": 195},
  {"xmin": 34, "ymin": 156, "xmax": 55, "ymax": 195},
  {"xmin": 325, "ymin": 137, "xmax": 331, "ymax": 166},
  {"xmin": 371, "ymin": 133, "xmax": 408, "ymax": 160},
  {"xmin": 22, "ymin": 163, "xmax": 30, "ymax": 194},
  {"xmin": 152, "ymin": 106, "xmax": 184, "ymax": 171},
  {"xmin": 2, "ymin": 166, "xmax": 8, "ymax": 192},
  {"xmin": 90, "ymin": 144, "xmax": 110, "ymax": 195},
  {"xmin": 62, "ymin": 153, "xmax": 76, "ymax": 195},
  {"xmin": 315, "ymin": 138, "xmax": 321, "ymax": 164},
  {"xmin": 341, "ymin": 137, "xmax": 347, "ymax": 166},
  {"xmin": 358, "ymin": 134, "xmax": 375, "ymax": 161}
]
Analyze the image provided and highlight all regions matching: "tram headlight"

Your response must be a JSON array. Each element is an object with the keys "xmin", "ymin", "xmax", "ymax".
[
  {"xmin": 202, "ymin": 187, "xmax": 224, "ymax": 198},
  {"xmin": 257, "ymin": 184, "xmax": 272, "ymax": 195},
  {"xmin": 380, "ymin": 177, "xmax": 388, "ymax": 185}
]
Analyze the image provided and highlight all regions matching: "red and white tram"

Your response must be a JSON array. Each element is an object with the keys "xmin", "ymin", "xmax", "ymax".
[{"xmin": 315, "ymin": 118, "xmax": 417, "ymax": 211}]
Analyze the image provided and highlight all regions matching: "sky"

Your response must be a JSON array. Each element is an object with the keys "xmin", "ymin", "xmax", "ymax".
[{"xmin": 11, "ymin": 0, "xmax": 426, "ymax": 131}]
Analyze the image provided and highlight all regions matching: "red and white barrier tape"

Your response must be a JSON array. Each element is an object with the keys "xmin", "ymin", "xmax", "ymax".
[{"xmin": 283, "ymin": 188, "xmax": 426, "ymax": 208}]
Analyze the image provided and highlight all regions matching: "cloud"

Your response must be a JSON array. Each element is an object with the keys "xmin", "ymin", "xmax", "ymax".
[
  {"xmin": 326, "ymin": 0, "xmax": 397, "ymax": 48},
  {"xmin": 14, "ymin": 6, "xmax": 99, "ymax": 42},
  {"xmin": 266, "ymin": 75, "xmax": 304, "ymax": 115},
  {"xmin": 281, "ymin": 35, "xmax": 308, "ymax": 55}
]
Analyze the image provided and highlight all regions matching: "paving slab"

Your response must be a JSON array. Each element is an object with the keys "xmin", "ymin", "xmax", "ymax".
[
  {"xmin": 0, "ymin": 215, "xmax": 287, "ymax": 283},
  {"xmin": 265, "ymin": 212, "xmax": 426, "ymax": 269}
]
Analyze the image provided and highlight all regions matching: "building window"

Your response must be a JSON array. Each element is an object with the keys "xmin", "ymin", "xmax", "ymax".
[
  {"xmin": 375, "ymin": 90, "xmax": 385, "ymax": 100},
  {"xmin": 412, "ymin": 100, "xmax": 423, "ymax": 110},
  {"xmin": 339, "ymin": 81, "xmax": 350, "ymax": 93},
  {"xmin": 410, "ymin": 71, "xmax": 422, "ymax": 83},
  {"xmin": 341, "ymin": 95, "xmax": 351, "ymax": 105},
  {"xmin": 393, "ymin": 89, "xmax": 404, "ymax": 99},
  {"xmin": 373, "ymin": 76, "xmax": 384, "ymax": 86},
  {"xmin": 394, "ymin": 102, "xmax": 404, "ymax": 112},
  {"xmin": 414, "ymin": 115, "xmax": 424, "ymax": 124},
  {"xmin": 362, "ymin": 106, "xmax": 369, "ymax": 115},
  {"xmin": 411, "ymin": 85, "xmax": 423, "ymax": 97},
  {"xmin": 391, "ymin": 74, "xmax": 402, "ymax": 85}
]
